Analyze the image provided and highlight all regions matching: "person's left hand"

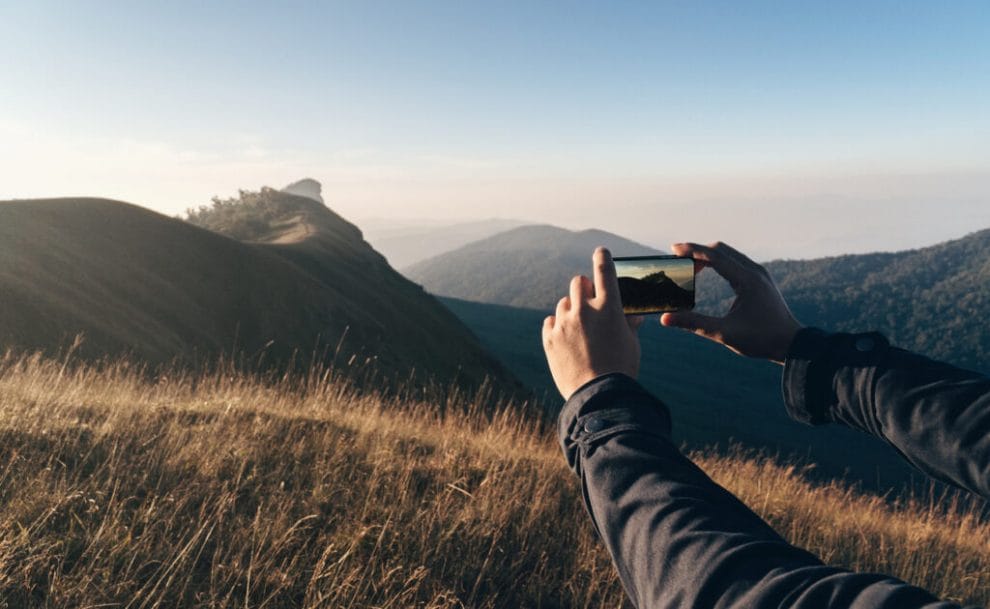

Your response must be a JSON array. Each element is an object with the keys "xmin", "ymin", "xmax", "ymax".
[{"xmin": 542, "ymin": 247, "xmax": 644, "ymax": 400}]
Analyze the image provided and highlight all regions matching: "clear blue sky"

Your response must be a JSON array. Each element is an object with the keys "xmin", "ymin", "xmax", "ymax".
[{"xmin": 2, "ymin": 1, "xmax": 988, "ymax": 258}]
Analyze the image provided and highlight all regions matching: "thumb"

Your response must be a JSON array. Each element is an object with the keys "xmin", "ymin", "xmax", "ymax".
[{"xmin": 660, "ymin": 311, "xmax": 725, "ymax": 343}]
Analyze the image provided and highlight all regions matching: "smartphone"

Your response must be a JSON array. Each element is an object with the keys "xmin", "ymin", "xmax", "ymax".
[{"xmin": 612, "ymin": 255, "xmax": 695, "ymax": 314}]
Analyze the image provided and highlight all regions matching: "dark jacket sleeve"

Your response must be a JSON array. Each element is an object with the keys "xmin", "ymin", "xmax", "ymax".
[
  {"xmin": 783, "ymin": 327, "xmax": 990, "ymax": 499},
  {"xmin": 559, "ymin": 373, "xmax": 975, "ymax": 609}
]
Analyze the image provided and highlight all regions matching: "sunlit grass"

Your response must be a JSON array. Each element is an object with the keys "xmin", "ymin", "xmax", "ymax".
[{"xmin": 0, "ymin": 351, "xmax": 986, "ymax": 607}]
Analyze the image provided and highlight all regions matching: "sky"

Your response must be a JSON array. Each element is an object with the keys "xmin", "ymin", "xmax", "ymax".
[{"xmin": 1, "ymin": 1, "xmax": 988, "ymax": 259}]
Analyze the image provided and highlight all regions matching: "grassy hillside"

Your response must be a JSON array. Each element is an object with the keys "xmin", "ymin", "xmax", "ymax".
[
  {"xmin": 439, "ymin": 297, "xmax": 923, "ymax": 494},
  {"xmin": 402, "ymin": 225, "xmax": 662, "ymax": 308},
  {"xmin": 0, "ymin": 351, "xmax": 985, "ymax": 607},
  {"xmin": 0, "ymin": 192, "xmax": 517, "ymax": 394}
]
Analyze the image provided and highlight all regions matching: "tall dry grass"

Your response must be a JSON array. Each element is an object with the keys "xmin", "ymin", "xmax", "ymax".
[{"xmin": 0, "ymin": 350, "xmax": 986, "ymax": 608}]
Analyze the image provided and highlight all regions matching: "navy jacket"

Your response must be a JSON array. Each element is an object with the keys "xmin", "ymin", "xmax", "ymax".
[{"xmin": 558, "ymin": 327, "xmax": 989, "ymax": 608}]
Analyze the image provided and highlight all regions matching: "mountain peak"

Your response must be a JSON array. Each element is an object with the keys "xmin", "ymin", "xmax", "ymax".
[
  {"xmin": 281, "ymin": 178, "xmax": 324, "ymax": 204},
  {"xmin": 188, "ymin": 185, "xmax": 364, "ymax": 248}
]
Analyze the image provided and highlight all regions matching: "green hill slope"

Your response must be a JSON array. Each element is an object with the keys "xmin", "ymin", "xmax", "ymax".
[
  {"xmin": 403, "ymin": 224, "xmax": 662, "ymax": 308},
  {"xmin": 0, "ymin": 190, "xmax": 517, "ymax": 393}
]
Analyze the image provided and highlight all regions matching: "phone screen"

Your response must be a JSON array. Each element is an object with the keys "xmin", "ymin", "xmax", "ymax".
[{"xmin": 612, "ymin": 255, "xmax": 695, "ymax": 314}]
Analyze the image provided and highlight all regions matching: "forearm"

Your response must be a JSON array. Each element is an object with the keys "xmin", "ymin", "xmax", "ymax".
[
  {"xmin": 560, "ymin": 373, "xmax": 970, "ymax": 609},
  {"xmin": 783, "ymin": 328, "xmax": 990, "ymax": 498}
]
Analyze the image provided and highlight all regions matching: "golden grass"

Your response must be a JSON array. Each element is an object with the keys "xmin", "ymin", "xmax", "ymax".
[{"xmin": 0, "ymin": 351, "xmax": 986, "ymax": 608}]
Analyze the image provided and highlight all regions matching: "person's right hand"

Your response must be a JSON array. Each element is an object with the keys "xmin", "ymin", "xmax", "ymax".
[{"xmin": 660, "ymin": 242, "xmax": 803, "ymax": 364}]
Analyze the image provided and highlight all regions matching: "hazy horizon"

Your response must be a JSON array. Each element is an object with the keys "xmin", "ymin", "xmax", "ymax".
[{"xmin": 2, "ymin": 2, "xmax": 988, "ymax": 260}]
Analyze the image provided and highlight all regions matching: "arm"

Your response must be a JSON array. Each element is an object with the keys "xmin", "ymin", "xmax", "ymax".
[
  {"xmin": 543, "ymin": 247, "xmax": 975, "ymax": 609},
  {"xmin": 559, "ymin": 371, "xmax": 970, "ymax": 609},
  {"xmin": 783, "ymin": 327, "xmax": 990, "ymax": 499}
]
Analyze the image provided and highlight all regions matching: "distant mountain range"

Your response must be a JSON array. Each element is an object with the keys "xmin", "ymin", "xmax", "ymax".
[
  {"xmin": 0, "ymin": 187, "xmax": 519, "ymax": 393},
  {"xmin": 403, "ymin": 224, "xmax": 663, "ymax": 309},
  {"xmin": 406, "ymin": 223, "xmax": 990, "ymax": 374},
  {"xmin": 363, "ymin": 217, "xmax": 528, "ymax": 268}
]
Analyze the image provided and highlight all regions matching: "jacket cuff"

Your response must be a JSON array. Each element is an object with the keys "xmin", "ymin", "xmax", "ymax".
[
  {"xmin": 782, "ymin": 327, "xmax": 889, "ymax": 425},
  {"xmin": 558, "ymin": 373, "xmax": 672, "ymax": 474}
]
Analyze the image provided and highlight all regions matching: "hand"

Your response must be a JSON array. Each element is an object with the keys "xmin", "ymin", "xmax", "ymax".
[
  {"xmin": 542, "ymin": 247, "xmax": 644, "ymax": 400},
  {"xmin": 661, "ymin": 242, "xmax": 803, "ymax": 364}
]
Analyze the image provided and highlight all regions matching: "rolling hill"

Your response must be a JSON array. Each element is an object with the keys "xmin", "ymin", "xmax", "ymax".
[
  {"xmin": 403, "ymin": 224, "xmax": 663, "ymax": 308},
  {"xmin": 0, "ymin": 188, "xmax": 518, "ymax": 393}
]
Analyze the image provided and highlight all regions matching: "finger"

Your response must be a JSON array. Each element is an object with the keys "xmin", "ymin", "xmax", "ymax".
[
  {"xmin": 580, "ymin": 274, "xmax": 595, "ymax": 299},
  {"xmin": 671, "ymin": 243, "xmax": 710, "ymax": 275},
  {"xmin": 626, "ymin": 314, "xmax": 645, "ymax": 333},
  {"xmin": 671, "ymin": 242, "xmax": 750, "ymax": 288},
  {"xmin": 591, "ymin": 247, "xmax": 620, "ymax": 307},
  {"xmin": 542, "ymin": 315, "xmax": 554, "ymax": 345},
  {"xmin": 555, "ymin": 295, "xmax": 570, "ymax": 319},
  {"xmin": 660, "ymin": 311, "xmax": 725, "ymax": 344},
  {"xmin": 711, "ymin": 241, "xmax": 757, "ymax": 266},
  {"xmin": 569, "ymin": 275, "xmax": 593, "ymax": 309}
]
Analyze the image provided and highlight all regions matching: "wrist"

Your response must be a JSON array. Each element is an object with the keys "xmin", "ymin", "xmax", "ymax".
[
  {"xmin": 562, "ymin": 366, "xmax": 638, "ymax": 401},
  {"xmin": 772, "ymin": 321, "xmax": 804, "ymax": 365}
]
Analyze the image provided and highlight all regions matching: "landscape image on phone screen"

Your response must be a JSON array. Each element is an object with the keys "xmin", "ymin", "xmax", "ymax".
[{"xmin": 613, "ymin": 256, "xmax": 695, "ymax": 314}]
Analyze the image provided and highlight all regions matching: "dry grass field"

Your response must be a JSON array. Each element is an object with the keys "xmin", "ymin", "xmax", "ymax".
[{"xmin": 0, "ymin": 350, "xmax": 986, "ymax": 608}]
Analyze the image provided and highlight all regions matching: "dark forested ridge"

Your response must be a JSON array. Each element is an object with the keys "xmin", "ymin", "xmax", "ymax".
[{"xmin": 696, "ymin": 228, "xmax": 990, "ymax": 373}]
